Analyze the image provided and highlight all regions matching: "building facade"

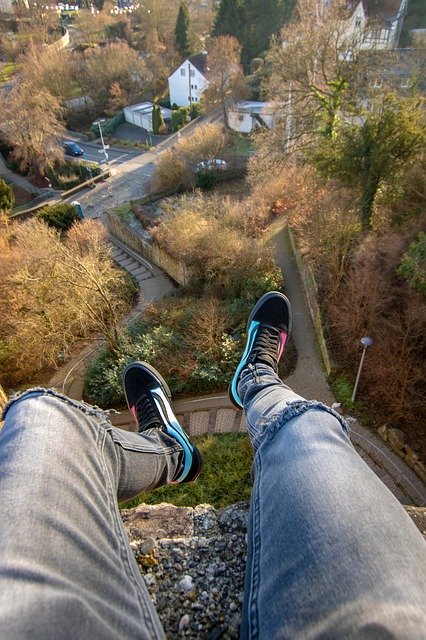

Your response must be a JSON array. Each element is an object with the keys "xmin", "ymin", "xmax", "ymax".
[{"xmin": 168, "ymin": 53, "xmax": 209, "ymax": 107}]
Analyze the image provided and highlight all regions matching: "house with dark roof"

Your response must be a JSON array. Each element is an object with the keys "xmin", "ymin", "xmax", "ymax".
[
  {"xmin": 346, "ymin": 0, "xmax": 408, "ymax": 49},
  {"xmin": 168, "ymin": 53, "xmax": 209, "ymax": 107}
]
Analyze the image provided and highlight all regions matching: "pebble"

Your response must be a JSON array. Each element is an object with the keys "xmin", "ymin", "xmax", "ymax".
[
  {"xmin": 179, "ymin": 575, "xmax": 195, "ymax": 592},
  {"xmin": 179, "ymin": 614, "xmax": 190, "ymax": 631}
]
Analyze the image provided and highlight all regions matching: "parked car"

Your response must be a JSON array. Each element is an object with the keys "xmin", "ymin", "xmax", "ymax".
[
  {"xmin": 196, "ymin": 158, "xmax": 227, "ymax": 172},
  {"xmin": 63, "ymin": 141, "xmax": 84, "ymax": 157}
]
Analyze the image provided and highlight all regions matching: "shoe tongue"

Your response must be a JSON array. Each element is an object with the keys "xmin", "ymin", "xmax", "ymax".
[{"xmin": 135, "ymin": 396, "xmax": 162, "ymax": 432}]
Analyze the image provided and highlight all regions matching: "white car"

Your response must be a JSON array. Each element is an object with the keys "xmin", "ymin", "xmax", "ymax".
[{"xmin": 196, "ymin": 159, "xmax": 227, "ymax": 171}]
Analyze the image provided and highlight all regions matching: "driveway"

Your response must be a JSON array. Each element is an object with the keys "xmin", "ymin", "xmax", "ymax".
[{"xmin": 114, "ymin": 123, "xmax": 171, "ymax": 146}]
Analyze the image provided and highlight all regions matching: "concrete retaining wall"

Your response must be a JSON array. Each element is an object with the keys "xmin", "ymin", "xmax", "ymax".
[{"xmin": 106, "ymin": 211, "xmax": 192, "ymax": 286}]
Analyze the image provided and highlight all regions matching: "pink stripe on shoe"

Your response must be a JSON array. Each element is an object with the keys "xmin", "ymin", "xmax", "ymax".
[
  {"xmin": 277, "ymin": 332, "xmax": 287, "ymax": 360},
  {"xmin": 130, "ymin": 405, "xmax": 137, "ymax": 422}
]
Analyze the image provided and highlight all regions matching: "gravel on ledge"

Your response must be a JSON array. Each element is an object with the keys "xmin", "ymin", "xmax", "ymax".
[
  {"xmin": 121, "ymin": 502, "xmax": 249, "ymax": 639},
  {"xmin": 121, "ymin": 502, "xmax": 426, "ymax": 639}
]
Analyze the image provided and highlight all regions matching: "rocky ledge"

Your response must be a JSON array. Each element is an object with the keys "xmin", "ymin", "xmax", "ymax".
[{"xmin": 121, "ymin": 503, "xmax": 426, "ymax": 639}]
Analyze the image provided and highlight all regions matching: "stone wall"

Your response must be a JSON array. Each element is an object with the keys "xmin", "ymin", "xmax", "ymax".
[{"xmin": 106, "ymin": 211, "xmax": 192, "ymax": 286}]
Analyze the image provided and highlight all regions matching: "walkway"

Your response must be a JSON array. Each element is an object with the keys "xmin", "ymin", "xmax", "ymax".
[{"xmin": 0, "ymin": 155, "xmax": 43, "ymax": 194}]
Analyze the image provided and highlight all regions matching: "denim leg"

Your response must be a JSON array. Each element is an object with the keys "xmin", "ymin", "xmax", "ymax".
[
  {"xmin": 238, "ymin": 367, "xmax": 426, "ymax": 639},
  {"xmin": 0, "ymin": 388, "xmax": 184, "ymax": 639}
]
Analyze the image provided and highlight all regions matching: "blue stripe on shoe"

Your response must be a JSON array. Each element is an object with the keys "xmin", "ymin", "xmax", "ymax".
[
  {"xmin": 230, "ymin": 320, "xmax": 260, "ymax": 408},
  {"xmin": 152, "ymin": 386, "xmax": 193, "ymax": 481}
]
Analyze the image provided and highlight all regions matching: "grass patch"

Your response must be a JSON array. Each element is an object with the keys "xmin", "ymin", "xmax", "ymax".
[
  {"xmin": 120, "ymin": 433, "xmax": 253, "ymax": 509},
  {"xmin": 0, "ymin": 63, "xmax": 17, "ymax": 84},
  {"xmin": 112, "ymin": 202, "xmax": 134, "ymax": 224},
  {"xmin": 105, "ymin": 137, "xmax": 152, "ymax": 150},
  {"xmin": 329, "ymin": 372, "xmax": 363, "ymax": 411},
  {"xmin": 229, "ymin": 132, "xmax": 253, "ymax": 157}
]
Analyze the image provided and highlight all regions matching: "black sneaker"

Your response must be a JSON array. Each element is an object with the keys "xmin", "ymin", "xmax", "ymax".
[
  {"xmin": 229, "ymin": 292, "xmax": 292, "ymax": 409},
  {"xmin": 122, "ymin": 361, "xmax": 202, "ymax": 483}
]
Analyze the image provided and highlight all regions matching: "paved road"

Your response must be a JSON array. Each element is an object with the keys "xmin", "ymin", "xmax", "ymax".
[
  {"xmin": 77, "ymin": 142, "xmax": 143, "ymax": 167},
  {"xmin": 67, "ymin": 106, "xmax": 223, "ymax": 220}
]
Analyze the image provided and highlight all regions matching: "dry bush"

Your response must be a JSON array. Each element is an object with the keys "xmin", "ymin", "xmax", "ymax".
[
  {"xmin": 177, "ymin": 124, "xmax": 228, "ymax": 163},
  {"xmin": 151, "ymin": 191, "xmax": 281, "ymax": 299},
  {"xmin": 185, "ymin": 297, "xmax": 228, "ymax": 359},
  {"xmin": 0, "ymin": 218, "xmax": 130, "ymax": 388},
  {"xmin": 326, "ymin": 232, "xmax": 426, "ymax": 450},
  {"xmin": 149, "ymin": 150, "xmax": 195, "ymax": 195},
  {"xmin": 246, "ymin": 163, "xmax": 361, "ymax": 287}
]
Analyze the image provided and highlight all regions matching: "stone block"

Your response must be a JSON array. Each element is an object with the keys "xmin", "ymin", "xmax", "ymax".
[
  {"xmin": 378, "ymin": 425, "xmax": 388, "ymax": 442},
  {"xmin": 387, "ymin": 428, "xmax": 405, "ymax": 453},
  {"xmin": 414, "ymin": 461, "xmax": 426, "ymax": 484}
]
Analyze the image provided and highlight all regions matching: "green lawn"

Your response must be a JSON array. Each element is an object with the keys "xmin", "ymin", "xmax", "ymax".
[{"xmin": 120, "ymin": 433, "xmax": 253, "ymax": 509}]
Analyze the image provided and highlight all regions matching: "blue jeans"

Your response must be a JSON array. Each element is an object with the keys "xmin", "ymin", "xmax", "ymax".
[
  {"xmin": 238, "ymin": 365, "xmax": 426, "ymax": 639},
  {"xmin": 0, "ymin": 372, "xmax": 425, "ymax": 639}
]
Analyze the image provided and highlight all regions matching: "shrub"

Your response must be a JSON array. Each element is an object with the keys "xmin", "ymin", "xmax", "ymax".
[
  {"xmin": 190, "ymin": 103, "xmax": 202, "ymax": 119},
  {"xmin": 47, "ymin": 161, "xmax": 101, "ymax": 190},
  {"xmin": 171, "ymin": 107, "xmax": 189, "ymax": 131},
  {"xmin": 152, "ymin": 197, "xmax": 282, "ymax": 299},
  {"xmin": 0, "ymin": 179, "xmax": 14, "ymax": 213},
  {"xmin": 397, "ymin": 232, "xmax": 426, "ymax": 296},
  {"xmin": 0, "ymin": 218, "xmax": 131, "ymax": 387},
  {"xmin": 90, "ymin": 112, "xmax": 124, "ymax": 137},
  {"xmin": 149, "ymin": 150, "xmax": 194, "ymax": 195},
  {"xmin": 196, "ymin": 170, "xmax": 217, "ymax": 190},
  {"xmin": 84, "ymin": 296, "xmax": 245, "ymax": 406},
  {"xmin": 37, "ymin": 203, "xmax": 80, "ymax": 232},
  {"xmin": 178, "ymin": 123, "xmax": 228, "ymax": 164},
  {"xmin": 326, "ymin": 232, "xmax": 425, "ymax": 453}
]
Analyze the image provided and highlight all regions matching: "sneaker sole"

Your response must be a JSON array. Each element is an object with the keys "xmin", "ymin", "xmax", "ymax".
[{"xmin": 228, "ymin": 292, "xmax": 292, "ymax": 409}]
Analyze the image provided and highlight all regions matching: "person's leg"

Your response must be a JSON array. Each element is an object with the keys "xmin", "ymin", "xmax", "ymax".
[
  {"xmin": 0, "ymin": 373, "xmax": 200, "ymax": 639},
  {"xmin": 240, "ymin": 366, "xmax": 426, "ymax": 639},
  {"xmin": 230, "ymin": 291, "xmax": 426, "ymax": 639}
]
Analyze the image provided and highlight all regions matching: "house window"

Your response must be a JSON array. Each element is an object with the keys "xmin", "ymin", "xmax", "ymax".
[
  {"xmin": 194, "ymin": 84, "xmax": 197, "ymax": 90},
  {"xmin": 190, "ymin": 69, "xmax": 195, "ymax": 77},
  {"xmin": 181, "ymin": 68, "xmax": 186, "ymax": 76},
  {"xmin": 188, "ymin": 96, "xmax": 192, "ymax": 102},
  {"xmin": 355, "ymin": 17, "xmax": 361, "ymax": 27},
  {"xmin": 193, "ymin": 96, "xmax": 198, "ymax": 102}
]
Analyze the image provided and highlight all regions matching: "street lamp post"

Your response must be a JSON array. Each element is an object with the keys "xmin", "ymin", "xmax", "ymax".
[
  {"xmin": 93, "ymin": 119, "xmax": 109, "ymax": 165},
  {"xmin": 351, "ymin": 336, "xmax": 373, "ymax": 403}
]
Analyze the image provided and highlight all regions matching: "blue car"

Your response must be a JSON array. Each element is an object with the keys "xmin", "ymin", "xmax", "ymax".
[{"xmin": 63, "ymin": 141, "xmax": 84, "ymax": 157}]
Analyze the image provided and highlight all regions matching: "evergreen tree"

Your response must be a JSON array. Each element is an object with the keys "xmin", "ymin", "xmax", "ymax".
[
  {"xmin": 152, "ymin": 105, "xmax": 165, "ymax": 134},
  {"xmin": 152, "ymin": 105, "xmax": 159, "ymax": 134},
  {"xmin": 241, "ymin": 0, "xmax": 294, "ymax": 67},
  {"xmin": 213, "ymin": 0, "xmax": 243, "ymax": 40},
  {"xmin": 0, "ymin": 179, "xmax": 14, "ymax": 214},
  {"xmin": 175, "ymin": 1, "xmax": 192, "ymax": 58}
]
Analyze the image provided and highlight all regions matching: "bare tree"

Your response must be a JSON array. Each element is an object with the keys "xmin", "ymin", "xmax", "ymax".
[
  {"xmin": 0, "ymin": 81, "xmax": 64, "ymax": 175},
  {"xmin": 204, "ymin": 35, "xmax": 247, "ymax": 129},
  {"xmin": 256, "ymin": 0, "xmax": 389, "ymax": 166},
  {"xmin": 0, "ymin": 218, "xmax": 131, "ymax": 387}
]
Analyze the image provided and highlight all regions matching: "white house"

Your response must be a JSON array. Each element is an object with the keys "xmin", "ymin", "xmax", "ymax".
[
  {"xmin": 344, "ymin": 0, "xmax": 408, "ymax": 51},
  {"xmin": 228, "ymin": 102, "xmax": 275, "ymax": 133},
  {"xmin": 168, "ymin": 53, "xmax": 209, "ymax": 107},
  {"xmin": 124, "ymin": 102, "xmax": 172, "ymax": 133}
]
